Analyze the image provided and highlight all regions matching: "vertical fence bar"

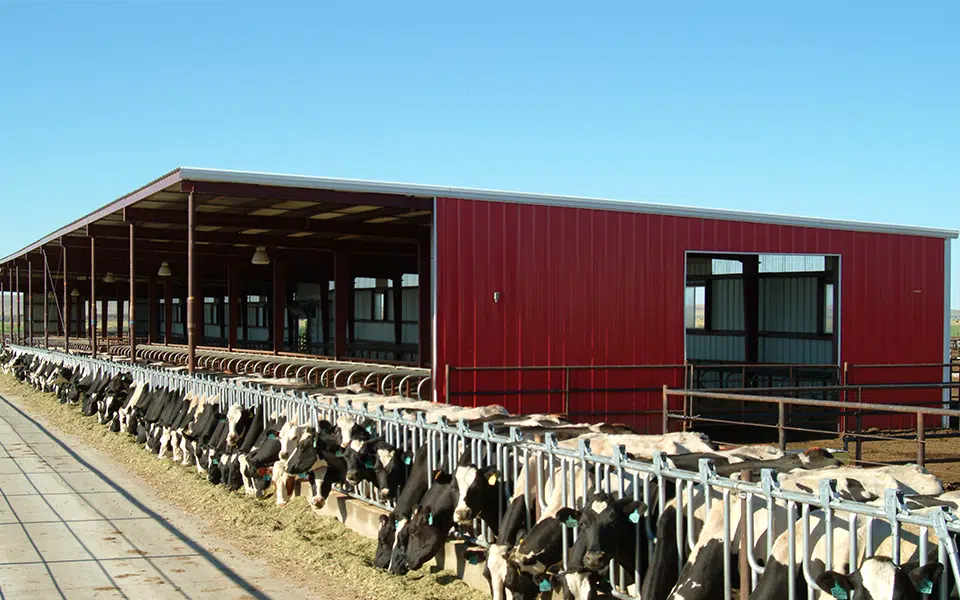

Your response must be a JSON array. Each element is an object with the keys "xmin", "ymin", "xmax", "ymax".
[
  {"xmin": 917, "ymin": 411, "xmax": 926, "ymax": 468},
  {"xmin": 777, "ymin": 400, "xmax": 786, "ymax": 451}
]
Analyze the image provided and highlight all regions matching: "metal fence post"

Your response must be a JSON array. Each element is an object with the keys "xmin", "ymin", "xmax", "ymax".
[
  {"xmin": 917, "ymin": 411, "xmax": 926, "ymax": 468},
  {"xmin": 662, "ymin": 385, "xmax": 669, "ymax": 433},
  {"xmin": 777, "ymin": 400, "xmax": 786, "ymax": 451}
]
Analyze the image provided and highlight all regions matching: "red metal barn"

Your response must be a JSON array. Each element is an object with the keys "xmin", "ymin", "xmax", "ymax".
[
  {"xmin": 0, "ymin": 168, "xmax": 954, "ymax": 434},
  {"xmin": 435, "ymin": 195, "xmax": 956, "ymax": 432}
]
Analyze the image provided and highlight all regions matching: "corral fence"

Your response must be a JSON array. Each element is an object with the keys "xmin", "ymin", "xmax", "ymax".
[
  {"xmin": 7, "ymin": 344, "xmax": 960, "ymax": 600},
  {"xmin": 664, "ymin": 385, "xmax": 960, "ymax": 467}
]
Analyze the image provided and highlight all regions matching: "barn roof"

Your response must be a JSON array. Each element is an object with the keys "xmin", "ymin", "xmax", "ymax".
[{"xmin": 1, "ymin": 166, "xmax": 956, "ymax": 264}]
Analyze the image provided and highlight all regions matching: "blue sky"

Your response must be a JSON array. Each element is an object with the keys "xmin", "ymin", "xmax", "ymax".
[{"xmin": 0, "ymin": 2, "xmax": 957, "ymax": 307}]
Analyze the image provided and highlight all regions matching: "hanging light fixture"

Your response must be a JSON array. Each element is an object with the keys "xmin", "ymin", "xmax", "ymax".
[
  {"xmin": 157, "ymin": 262, "xmax": 172, "ymax": 277},
  {"xmin": 71, "ymin": 289, "xmax": 80, "ymax": 298},
  {"xmin": 103, "ymin": 272, "xmax": 115, "ymax": 283},
  {"xmin": 251, "ymin": 246, "xmax": 270, "ymax": 265}
]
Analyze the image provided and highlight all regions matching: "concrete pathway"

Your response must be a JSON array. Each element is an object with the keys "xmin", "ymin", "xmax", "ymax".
[{"xmin": 0, "ymin": 392, "xmax": 313, "ymax": 600}]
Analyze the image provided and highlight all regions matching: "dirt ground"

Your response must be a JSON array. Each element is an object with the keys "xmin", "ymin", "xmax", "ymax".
[{"xmin": 0, "ymin": 374, "xmax": 485, "ymax": 600}]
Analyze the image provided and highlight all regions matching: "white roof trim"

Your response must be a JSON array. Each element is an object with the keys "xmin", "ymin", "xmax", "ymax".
[{"xmin": 180, "ymin": 167, "xmax": 958, "ymax": 239}]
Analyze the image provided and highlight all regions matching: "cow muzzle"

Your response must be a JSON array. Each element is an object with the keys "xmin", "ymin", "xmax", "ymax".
[
  {"xmin": 454, "ymin": 508, "xmax": 473, "ymax": 524},
  {"xmin": 583, "ymin": 551, "xmax": 606, "ymax": 571}
]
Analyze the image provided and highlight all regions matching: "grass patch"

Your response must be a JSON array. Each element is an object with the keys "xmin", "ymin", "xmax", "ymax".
[{"xmin": 0, "ymin": 374, "xmax": 485, "ymax": 600}]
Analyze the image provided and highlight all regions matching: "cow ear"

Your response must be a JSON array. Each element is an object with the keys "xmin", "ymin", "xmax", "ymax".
[
  {"xmin": 621, "ymin": 500, "xmax": 647, "ymax": 524},
  {"xmin": 815, "ymin": 571, "xmax": 853, "ymax": 600},
  {"xmin": 482, "ymin": 467, "xmax": 501, "ymax": 487},
  {"xmin": 433, "ymin": 469, "xmax": 453, "ymax": 485},
  {"xmin": 909, "ymin": 562, "xmax": 943, "ymax": 595},
  {"xmin": 556, "ymin": 507, "xmax": 582, "ymax": 529}
]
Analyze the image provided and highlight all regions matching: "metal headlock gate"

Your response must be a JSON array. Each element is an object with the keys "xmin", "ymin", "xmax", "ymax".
[{"xmin": 8, "ymin": 344, "xmax": 960, "ymax": 600}]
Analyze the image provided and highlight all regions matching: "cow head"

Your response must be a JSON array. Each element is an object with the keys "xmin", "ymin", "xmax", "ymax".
[
  {"xmin": 277, "ymin": 420, "xmax": 303, "ymax": 460},
  {"xmin": 403, "ymin": 470, "xmax": 455, "ymax": 572},
  {"xmin": 359, "ymin": 441, "xmax": 408, "ymax": 500},
  {"xmin": 453, "ymin": 459, "xmax": 501, "ymax": 526},
  {"xmin": 225, "ymin": 404, "xmax": 253, "ymax": 447},
  {"xmin": 557, "ymin": 492, "xmax": 647, "ymax": 572},
  {"xmin": 285, "ymin": 427, "xmax": 322, "ymax": 474},
  {"xmin": 816, "ymin": 558, "xmax": 943, "ymax": 600}
]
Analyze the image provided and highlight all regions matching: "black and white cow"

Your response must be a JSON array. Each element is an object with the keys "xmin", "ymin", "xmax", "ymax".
[
  {"xmin": 238, "ymin": 415, "xmax": 287, "ymax": 498},
  {"xmin": 400, "ymin": 469, "xmax": 461, "ymax": 574},
  {"xmin": 376, "ymin": 444, "xmax": 431, "ymax": 572}
]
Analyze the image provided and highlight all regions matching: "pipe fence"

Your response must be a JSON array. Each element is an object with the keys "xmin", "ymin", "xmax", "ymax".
[{"xmin": 8, "ymin": 344, "xmax": 960, "ymax": 600}]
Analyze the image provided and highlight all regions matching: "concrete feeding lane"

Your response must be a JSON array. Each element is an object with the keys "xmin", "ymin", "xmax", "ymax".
[{"xmin": 0, "ymin": 391, "xmax": 312, "ymax": 600}]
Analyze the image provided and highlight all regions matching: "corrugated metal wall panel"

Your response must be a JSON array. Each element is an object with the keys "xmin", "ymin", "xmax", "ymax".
[
  {"xmin": 760, "ymin": 277, "xmax": 818, "ymax": 333},
  {"xmin": 688, "ymin": 334, "xmax": 746, "ymax": 361},
  {"xmin": 435, "ymin": 197, "xmax": 946, "ymax": 431},
  {"xmin": 759, "ymin": 337, "xmax": 833, "ymax": 364},
  {"xmin": 712, "ymin": 279, "xmax": 744, "ymax": 330}
]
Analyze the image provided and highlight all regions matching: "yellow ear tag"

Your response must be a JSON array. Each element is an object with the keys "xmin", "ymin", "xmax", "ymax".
[
  {"xmin": 434, "ymin": 471, "xmax": 443, "ymax": 481},
  {"xmin": 487, "ymin": 473, "xmax": 498, "ymax": 486}
]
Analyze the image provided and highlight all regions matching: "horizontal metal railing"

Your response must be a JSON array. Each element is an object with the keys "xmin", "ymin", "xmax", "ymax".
[
  {"xmin": 664, "ymin": 385, "xmax": 960, "ymax": 468},
  {"xmin": 8, "ymin": 344, "xmax": 960, "ymax": 600}
]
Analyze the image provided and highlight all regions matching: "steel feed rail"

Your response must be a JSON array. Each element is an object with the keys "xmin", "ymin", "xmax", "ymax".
[{"xmin": 8, "ymin": 344, "xmax": 960, "ymax": 600}]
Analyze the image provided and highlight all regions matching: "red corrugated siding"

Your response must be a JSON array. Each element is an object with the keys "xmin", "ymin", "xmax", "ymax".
[{"xmin": 436, "ymin": 198, "xmax": 946, "ymax": 431}]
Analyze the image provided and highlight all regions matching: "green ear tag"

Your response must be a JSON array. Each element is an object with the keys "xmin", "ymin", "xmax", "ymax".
[
  {"xmin": 918, "ymin": 580, "xmax": 933, "ymax": 595},
  {"xmin": 467, "ymin": 554, "xmax": 479, "ymax": 565},
  {"xmin": 394, "ymin": 520, "xmax": 400, "ymax": 529},
  {"xmin": 404, "ymin": 456, "xmax": 412, "ymax": 465},
  {"xmin": 211, "ymin": 458, "xmax": 219, "ymax": 465},
  {"xmin": 628, "ymin": 510, "xmax": 641, "ymax": 524},
  {"xmin": 427, "ymin": 514, "xmax": 434, "ymax": 526},
  {"xmin": 264, "ymin": 474, "xmax": 272, "ymax": 482},
  {"xmin": 365, "ymin": 459, "xmax": 375, "ymax": 469},
  {"xmin": 830, "ymin": 583, "xmax": 848, "ymax": 600},
  {"xmin": 268, "ymin": 433, "xmax": 276, "ymax": 439},
  {"xmin": 539, "ymin": 580, "xmax": 553, "ymax": 592},
  {"xmin": 297, "ymin": 473, "xmax": 309, "ymax": 480},
  {"xmin": 335, "ymin": 449, "xmax": 344, "ymax": 457},
  {"xmin": 564, "ymin": 516, "xmax": 578, "ymax": 529}
]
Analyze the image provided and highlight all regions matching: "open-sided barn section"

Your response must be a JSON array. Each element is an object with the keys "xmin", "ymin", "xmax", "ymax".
[{"xmin": 0, "ymin": 167, "xmax": 956, "ymax": 432}]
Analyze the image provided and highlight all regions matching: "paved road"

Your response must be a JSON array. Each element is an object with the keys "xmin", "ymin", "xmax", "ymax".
[{"xmin": 0, "ymin": 392, "xmax": 312, "ymax": 600}]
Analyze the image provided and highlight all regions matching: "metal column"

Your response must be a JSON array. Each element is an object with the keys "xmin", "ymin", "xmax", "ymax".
[
  {"xmin": 393, "ymin": 274, "xmax": 404, "ymax": 347},
  {"xmin": 28, "ymin": 259, "xmax": 33, "ymax": 347},
  {"xmin": 42, "ymin": 250, "xmax": 48, "ymax": 349},
  {"xmin": 227, "ymin": 264, "xmax": 238, "ymax": 351},
  {"xmin": 417, "ymin": 236, "xmax": 431, "ymax": 368},
  {"xmin": 147, "ymin": 276, "xmax": 157, "ymax": 344},
  {"xmin": 90, "ymin": 237, "xmax": 97, "ymax": 358},
  {"xmin": 129, "ymin": 222, "xmax": 136, "ymax": 362},
  {"xmin": 64, "ymin": 245, "xmax": 70, "ymax": 353},
  {"xmin": 273, "ymin": 256, "xmax": 286, "ymax": 355},
  {"xmin": 186, "ymin": 188, "xmax": 196, "ymax": 374},
  {"xmin": 163, "ymin": 280, "xmax": 172, "ymax": 345},
  {"xmin": 334, "ymin": 252, "xmax": 349, "ymax": 360},
  {"xmin": 15, "ymin": 266, "xmax": 21, "ymax": 343}
]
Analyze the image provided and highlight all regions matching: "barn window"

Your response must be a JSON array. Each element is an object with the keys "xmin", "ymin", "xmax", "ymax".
[{"xmin": 685, "ymin": 284, "xmax": 706, "ymax": 329}]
